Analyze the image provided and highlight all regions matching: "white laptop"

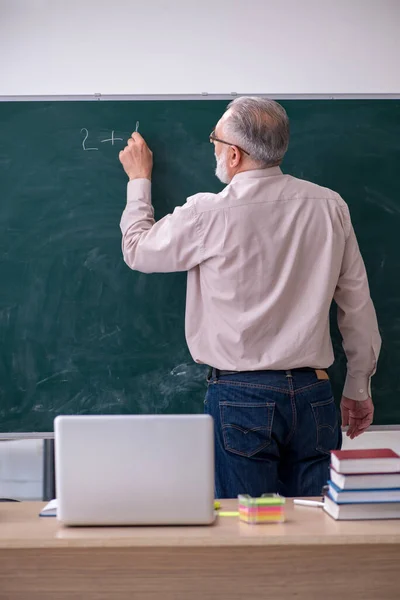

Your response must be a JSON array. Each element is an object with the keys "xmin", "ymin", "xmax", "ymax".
[{"xmin": 54, "ymin": 414, "xmax": 215, "ymax": 526}]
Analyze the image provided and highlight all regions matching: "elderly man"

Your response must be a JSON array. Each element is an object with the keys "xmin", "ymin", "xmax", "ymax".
[{"xmin": 119, "ymin": 97, "xmax": 381, "ymax": 498}]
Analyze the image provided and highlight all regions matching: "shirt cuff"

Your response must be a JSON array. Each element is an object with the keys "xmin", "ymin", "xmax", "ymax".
[
  {"xmin": 343, "ymin": 373, "xmax": 371, "ymax": 401},
  {"xmin": 127, "ymin": 178, "xmax": 152, "ymax": 204}
]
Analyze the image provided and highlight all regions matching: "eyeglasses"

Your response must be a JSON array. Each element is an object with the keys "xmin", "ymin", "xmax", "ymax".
[{"xmin": 209, "ymin": 130, "xmax": 250, "ymax": 156}]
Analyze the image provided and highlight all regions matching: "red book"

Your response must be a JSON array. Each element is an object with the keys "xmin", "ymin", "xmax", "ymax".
[{"xmin": 331, "ymin": 449, "xmax": 400, "ymax": 475}]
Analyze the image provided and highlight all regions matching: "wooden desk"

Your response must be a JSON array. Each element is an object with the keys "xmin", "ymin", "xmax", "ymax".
[{"xmin": 0, "ymin": 500, "xmax": 399, "ymax": 600}]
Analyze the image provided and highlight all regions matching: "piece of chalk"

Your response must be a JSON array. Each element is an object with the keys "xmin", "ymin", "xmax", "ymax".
[
  {"xmin": 219, "ymin": 511, "xmax": 239, "ymax": 517},
  {"xmin": 293, "ymin": 499, "xmax": 324, "ymax": 508},
  {"xmin": 214, "ymin": 501, "xmax": 221, "ymax": 510},
  {"xmin": 135, "ymin": 121, "xmax": 139, "ymax": 132}
]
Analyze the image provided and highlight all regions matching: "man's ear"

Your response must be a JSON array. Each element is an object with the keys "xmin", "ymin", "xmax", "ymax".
[{"xmin": 228, "ymin": 146, "xmax": 241, "ymax": 168}]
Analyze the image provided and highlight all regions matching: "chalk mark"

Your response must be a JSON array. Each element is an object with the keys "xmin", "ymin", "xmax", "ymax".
[
  {"xmin": 101, "ymin": 130, "xmax": 123, "ymax": 146},
  {"xmin": 36, "ymin": 370, "xmax": 70, "ymax": 386},
  {"xmin": 81, "ymin": 128, "xmax": 98, "ymax": 151}
]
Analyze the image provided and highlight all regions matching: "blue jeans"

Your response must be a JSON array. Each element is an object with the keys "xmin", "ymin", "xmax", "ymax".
[{"xmin": 205, "ymin": 369, "xmax": 342, "ymax": 498}]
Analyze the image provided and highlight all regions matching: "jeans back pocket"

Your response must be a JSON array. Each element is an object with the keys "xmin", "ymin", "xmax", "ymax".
[
  {"xmin": 311, "ymin": 397, "xmax": 339, "ymax": 455},
  {"xmin": 220, "ymin": 399, "xmax": 275, "ymax": 458}
]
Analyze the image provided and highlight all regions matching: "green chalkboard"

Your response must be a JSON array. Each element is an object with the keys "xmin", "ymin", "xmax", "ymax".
[{"xmin": 0, "ymin": 99, "xmax": 399, "ymax": 431}]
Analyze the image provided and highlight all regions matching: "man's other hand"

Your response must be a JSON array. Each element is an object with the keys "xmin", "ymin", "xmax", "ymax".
[
  {"xmin": 341, "ymin": 396, "xmax": 374, "ymax": 439},
  {"xmin": 119, "ymin": 132, "xmax": 153, "ymax": 181}
]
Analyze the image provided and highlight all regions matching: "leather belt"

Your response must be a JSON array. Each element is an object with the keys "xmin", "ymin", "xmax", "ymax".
[{"xmin": 209, "ymin": 367, "xmax": 329, "ymax": 380}]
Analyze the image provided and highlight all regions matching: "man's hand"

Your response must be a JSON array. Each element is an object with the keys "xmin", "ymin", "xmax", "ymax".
[
  {"xmin": 119, "ymin": 132, "xmax": 153, "ymax": 181},
  {"xmin": 341, "ymin": 396, "xmax": 374, "ymax": 439}
]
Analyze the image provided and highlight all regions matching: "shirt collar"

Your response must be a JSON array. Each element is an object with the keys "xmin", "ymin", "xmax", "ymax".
[{"xmin": 231, "ymin": 166, "xmax": 282, "ymax": 182}]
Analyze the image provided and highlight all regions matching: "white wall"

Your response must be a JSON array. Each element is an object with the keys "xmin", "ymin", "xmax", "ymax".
[
  {"xmin": 1, "ymin": 0, "xmax": 399, "ymax": 96},
  {"xmin": 0, "ymin": 440, "xmax": 43, "ymax": 500}
]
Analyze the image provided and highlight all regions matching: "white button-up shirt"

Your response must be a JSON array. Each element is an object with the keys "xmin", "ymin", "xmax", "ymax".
[{"xmin": 120, "ymin": 167, "xmax": 381, "ymax": 400}]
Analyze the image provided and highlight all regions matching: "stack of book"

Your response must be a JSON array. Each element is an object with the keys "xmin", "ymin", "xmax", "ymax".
[{"xmin": 324, "ymin": 448, "xmax": 400, "ymax": 520}]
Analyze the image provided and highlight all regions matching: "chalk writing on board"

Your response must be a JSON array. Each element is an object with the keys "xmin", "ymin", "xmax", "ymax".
[
  {"xmin": 81, "ymin": 128, "xmax": 98, "ymax": 151},
  {"xmin": 80, "ymin": 127, "xmax": 141, "ymax": 152},
  {"xmin": 101, "ymin": 130, "xmax": 123, "ymax": 146}
]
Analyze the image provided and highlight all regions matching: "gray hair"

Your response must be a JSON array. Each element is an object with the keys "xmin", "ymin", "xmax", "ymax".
[{"xmin": 224, "ymin": 97, "xmax": 290, "ymax": 167}]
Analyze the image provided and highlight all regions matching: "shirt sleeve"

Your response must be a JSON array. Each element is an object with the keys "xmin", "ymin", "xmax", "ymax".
[
  {"xmin": 333, "ymin": 202, "xmax": 381, "ymax": 401},
  {"xmin": 120, "ymin": 179, "xmax": 207, "ymax": 273}
]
